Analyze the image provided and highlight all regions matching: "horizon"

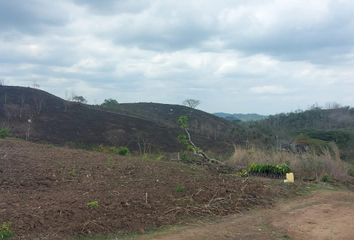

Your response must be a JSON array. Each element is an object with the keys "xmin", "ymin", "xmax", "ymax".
[
  {"xmin": 1, "ymin": 84, "xmax": 352, "ymax": 116},
  {"xmin": 1, "ymin": 0, "xmax": 354, "ymax": 115}
]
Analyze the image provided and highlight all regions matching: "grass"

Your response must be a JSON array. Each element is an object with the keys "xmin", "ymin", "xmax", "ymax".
[
  {"xmin": 175, "ymin": 184, "xmax": 186, "ymax": 193},
  {"xmin": 227, "ymin": 146, "xmax": 351, "ymax": 182},
  {"xmin": 0, "ymin": 222, "xmax": 13, "ymax": 240}
]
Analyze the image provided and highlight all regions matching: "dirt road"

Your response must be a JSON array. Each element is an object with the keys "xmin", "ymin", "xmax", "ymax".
[{"xmin": 135, "ymin": 188, "xmax": 354, "ymax": 240}]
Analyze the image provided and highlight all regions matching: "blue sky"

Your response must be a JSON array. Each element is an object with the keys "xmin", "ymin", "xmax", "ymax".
[{"xmin": 1, "ymin": 0, "xmax": 354, "ymax": 114}]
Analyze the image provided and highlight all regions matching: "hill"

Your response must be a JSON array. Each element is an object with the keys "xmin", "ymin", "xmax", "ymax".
[
  {"xmin": 0, "ymin": 86, "xmax": 236, "ymax": 153},
  {"xmin": 255, "ymin": 107, "xmax": 354, "ymax": 161},
  {"xmin": 214, "ymin": 112, "xmax": 267, "ymax": 122}
]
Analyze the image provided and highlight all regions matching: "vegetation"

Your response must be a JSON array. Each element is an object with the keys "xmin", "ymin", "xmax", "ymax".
[
  {"xmin": 0, "ymin": 222, "xmax": 13, "ymax": 240},
  {"xmin": 177, "ymin": 115, "xmax": 225, "ymax": 167},
  {"xmin": 100, "ymin": 98, "xmax": 119, "ymax": 109},
  {"xmin": 117, "ymin": 146, "xmax": 130, "ymax": 156},
  {"xmin": 72, "ymin": 95, "xmax": 87, "ymax": 104},
  {"xmin": 0, "ymin": 128, "xmax": 10, "ymax": 139},
  {"xmin": 87, "ymin": 200, "xmax": 99, "ymax": 209},
  {"xmin": 175, "ymin": 184, "xmax": 186, "ymax": 193},
  {"xmin": 228, "ymin": 147, "xmax": 349, "ymax": 181},
  {"xmin": 247, "ymin": 163, "xmax": 291, "ymax": 178}
]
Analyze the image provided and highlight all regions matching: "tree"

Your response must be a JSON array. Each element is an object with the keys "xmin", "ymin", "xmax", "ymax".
[
  {"xmin": 101, "ymin": 98, "xmax": 119, "ymax": 108},
  {"xmin": 177, "ymin": 115, "xmax": 225, "ymax": 167},
  {"xmin": 182, "ymin": 99, "xmax": 200, "ymax": 109},
  {"xmin": 72, "ymin": 95, "xmax": 87, "ymax": 104}
]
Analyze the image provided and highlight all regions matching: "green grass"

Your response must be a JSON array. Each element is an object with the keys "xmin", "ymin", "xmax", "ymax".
[
  {"xmin": 0, "ymin": 222, "xmax": 13, "ymax": 240},
  {"xmin": 175, "ymin": 184, "xmax": 186, "ymax": 193}
]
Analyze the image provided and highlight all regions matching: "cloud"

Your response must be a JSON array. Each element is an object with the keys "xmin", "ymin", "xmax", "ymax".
[
  {"xmin": 0, "ymin": 0, "xmax": 72, "ymax": 34},
  {"xmin": 0, "ymin": 0, "xmax": 354, "ymax": 114},
  {"xmin": 250, "ymin": 85, "xmax": 290, "ymax": 95}
]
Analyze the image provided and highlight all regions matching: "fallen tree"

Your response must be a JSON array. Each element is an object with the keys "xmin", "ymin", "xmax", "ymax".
[{"xmin": 177, "ymin": 115, "xmax": 229, "ymax": 171}]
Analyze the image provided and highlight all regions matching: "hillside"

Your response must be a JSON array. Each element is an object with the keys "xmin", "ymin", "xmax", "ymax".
[
  {"xmin": 255, "ymin": 107, "xmax": 354, "ymax": 161},
  {"xmin": 0, "ymin": 86, "xmax": 236, "ymax": 153}
]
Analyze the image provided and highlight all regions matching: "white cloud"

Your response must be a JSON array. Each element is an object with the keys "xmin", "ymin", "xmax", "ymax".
[{"xmin": 250, "ymin": 85, "xmax": 290, "ymax": 94}]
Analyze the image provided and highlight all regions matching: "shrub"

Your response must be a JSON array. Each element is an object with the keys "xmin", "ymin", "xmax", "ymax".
[
  {"xmin": 247, "ymin": 163, "xmax": 291, "ymax": 178},
  {"xmin": 87, "ymin": 200, "xmax": 99, "ymax": 209},
  {"xmin": 117, "ymin": 146, "xmax": 130, "ymax": 156},
  {"xmin": 175, "ymin": 184, "xmax": 186, "ymax": 193},
  {"xmin": 0, "ymin": 222, "xmax": 13, "ymax": 240},
  {"xmin": 0, "ymin": 128, "xmax": 10, "ymax": 139},
  {"xmin": 93, "ymin": 145, "xmax": 130, "ymax": 156},
  {"xmin": 321, "ymin": 175, "xmax": 332, "ymax": 183}
]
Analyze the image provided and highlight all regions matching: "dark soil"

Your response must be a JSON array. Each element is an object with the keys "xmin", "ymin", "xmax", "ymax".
[{"xmin": 0, "ymin": 139, "xmax": 293, "ymax": 240}]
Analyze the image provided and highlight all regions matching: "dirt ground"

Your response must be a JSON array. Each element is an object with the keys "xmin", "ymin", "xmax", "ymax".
[
  {"xmin": 134, "ymin": 189, "xmax": 354, "ymax": 240},
  {"xmin": 0, "ymin": 139, "xmax": 293, "ymax": 240}
]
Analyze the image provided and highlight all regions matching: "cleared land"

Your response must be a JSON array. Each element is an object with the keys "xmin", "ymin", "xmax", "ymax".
[
  {"xmin": 0, "ymin": 139, "xmax": 293, "ymax": 240},
  {"xmin": 132, "ymin": 189, "xmax": 354, "ymax": 240}
]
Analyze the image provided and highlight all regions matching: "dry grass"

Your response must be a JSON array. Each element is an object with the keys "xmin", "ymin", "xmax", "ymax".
[{"xmin": 227, "ymin": 146, "xmax": 350, "ymax": 181}]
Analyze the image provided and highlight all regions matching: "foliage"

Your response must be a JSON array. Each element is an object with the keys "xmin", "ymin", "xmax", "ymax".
[
  {"xmin": 93, "ymin": 145, "xmax": 129, "ymax": 156},
  {"xmin": 0, "ymin": 222, "xmax": 13, "ymax": 240},
  {"xmin": 72, "ymin": 95, "xmax": 87, "ymax": 104},
  {"xmin": 321, "ymin": 175, "xmax": 332, "ymax": 183},
  {"xmin": 177, "ymin": 115, "xmax": 188, "ymax": 129},
  {"xmin": 87, "ymin": 200, "xmax": 99, "ymax": 209},
  {"xmin": 0, "ymin": 128, "xmax": 10, "ymax": 139},
  {"xmin": 247, "ymin": 163, "xmax": 291, "ymax": 177},
  {"xmin": 101, "ymin": 98, "xmax": 119, "ymax": 108},
  {"xmin": 177, "ymin": 115, "xmax": 201, "ymax": 153},
  {"xmin": 175, "ymin": 184, "xmax": 186, "ymax": 193},
  {"xmin": 117, "ymin": 147, "xmax": 130, "ymax": 156}
]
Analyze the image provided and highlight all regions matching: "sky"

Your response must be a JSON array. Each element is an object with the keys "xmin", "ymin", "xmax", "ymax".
[{"xmin": 0, "ymin": 0, "xmax": 354, "ymax": 114}]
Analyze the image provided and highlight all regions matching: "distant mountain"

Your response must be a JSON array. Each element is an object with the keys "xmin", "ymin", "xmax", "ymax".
[{"xmin": 214, "ymin": 112, "xmax": 267, "ymax": 122}]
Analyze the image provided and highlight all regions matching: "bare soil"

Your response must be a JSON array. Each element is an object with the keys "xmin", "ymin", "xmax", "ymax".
[
  {"xmin": 0, "ymin": 139, "xmax": 292, "ymax": 240},
  {"xmin": 134, "ymin": 189, "xmax": 354, "ymax": 240}
]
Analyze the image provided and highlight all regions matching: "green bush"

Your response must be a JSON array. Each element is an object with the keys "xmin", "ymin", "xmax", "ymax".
[
  {"xmin": 0, "ymin": 128, "xmax": 10, "ymax": 139},
  {"xmin": 0, "ymin": 222, "xmax": 13, "ymax": 240},
  {"xmin": 117, "ymin": 147, "xmax": 130, "ymax": 156},
  {"xmin": 87, "ymin": 200, "xmax": 99, "ymax": 209},
  {"xmin": 247, "ymin": 163, "xmax": 291, "ymax": 178},
  {"xmin": 321, "ymin": 175, "xmax": 332, "ymax": 183}
]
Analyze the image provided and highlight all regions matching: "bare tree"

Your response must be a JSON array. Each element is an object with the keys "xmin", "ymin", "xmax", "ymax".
[
  {"xmin": 33, "ymin": 96, "xmax": 45, "ymax": 115},
  {"xmin": 19, "ymin": 95, "xmax": 25, "ymax": 119},
  {"xmin": 182, "ymin": 99, "xmax": 200, "ymax": 109},
  {"xmin": 32, "ymin": 81, "xmax": 40, "ymax": 89},
  {"xmin": 0, "ymin": 79, "xmax": 5, "ymax": 86}
]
